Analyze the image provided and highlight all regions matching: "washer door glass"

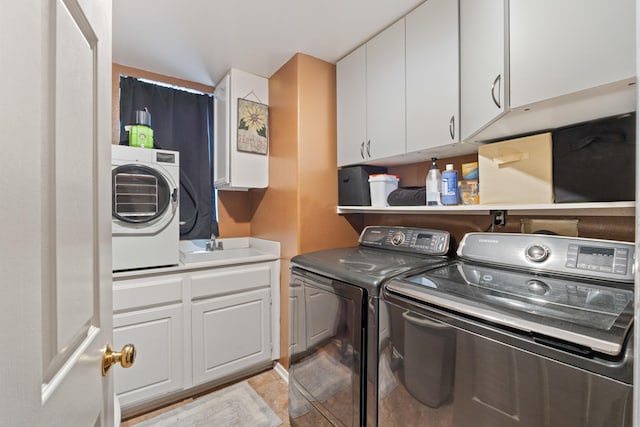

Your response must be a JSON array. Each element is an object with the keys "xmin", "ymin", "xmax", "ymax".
[{"xmin": 112, "ymin": 164, "xmax": 174, "ymax": 224}]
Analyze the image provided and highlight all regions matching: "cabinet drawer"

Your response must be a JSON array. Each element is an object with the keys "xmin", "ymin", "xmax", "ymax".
[
  {"xmin": 191, "ymin": 264, "xmax": 272, "ymax": 300},
  {"xmin": 113, "ymin": 276, "xmax": 183, "ymax": 312}
]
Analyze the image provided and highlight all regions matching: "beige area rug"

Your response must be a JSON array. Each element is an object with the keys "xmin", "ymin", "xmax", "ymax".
[{"xmin": 136, "ymin": 381, "xmax": 282, "ymax": 427}]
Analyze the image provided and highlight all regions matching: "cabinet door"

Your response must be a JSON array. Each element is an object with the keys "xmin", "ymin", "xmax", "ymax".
[
  {"xmin": 228, "ymin": 69, "xmax": 270, "ymax": 189},
  {"xmin": 192, "ymin": 288, "xmax": 272, "ymax": 386},
  {"xmin": 215, "ymin": 69, "xmax": 269, "ymax": 190},
  {"xmin": 213, "ymin": 73, "xmax": 230, "ymax": 187},
  {"xmin": 114, "ymin": 304, "xmax": 184, "ymax": 408},
  {"xmin": 366, "ymin": 18, "xmax": 406, "ymax": 161},
  {"xmin": 337, "ymin": 45, "xmax": 367, "ymax": 166},
  {"xmin": 460, "ymin": 0, "xmax": 507, "ymax": 142},
  {"xmin": 509, "ymin": 0, "xmax": 635, "ymax": 108},
  {"xmin": 406, "ymin": 0, "xmax": 460, "ymax": 152}
]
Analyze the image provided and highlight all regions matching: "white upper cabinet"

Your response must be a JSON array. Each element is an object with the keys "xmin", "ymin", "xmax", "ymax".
[
  {"xmin": 214, "ymin": 69, "xmax": 269, "ymax": 190},
  {"xmin": 366, "ymin": 19, "xmax": 406, "ymax": 162},
  {"xmin": 406, "ymin": 0, "xmax": 460, "ymax": 151},
  {"xmin": 509, "ymin": 0, "xmax": 636, "ymax": 108},
  {"xmin": 337, "ymin": 46, "xmax": 367, "ymax": 166},
  {"xmin": 338, "ymin": 0, "xmax": 636, "ymax": 165},
  {"xmin": 337, "ymin": 19, "xmax": 406, "ymax": 166},
  {"xmin": 460, "ymin": 0, "xmax": 507, "ymax": 142},
  {"xmin": 462, "ymin": 0, "xmax": 636, "ymax": 143}
]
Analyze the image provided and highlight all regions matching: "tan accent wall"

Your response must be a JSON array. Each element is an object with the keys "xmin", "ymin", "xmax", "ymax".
[
  {"xmin": 216, "ymin": 191, "xmax": 252, "ymax": 238},
  {"xmin": 250, "ymin": 57, "xmax": 300, "ymax": 257},
  {"xmin": 251, "ymin": 56, "xmax": 300, "ymax": 368},
  {"xmin": 251, "ymin": 53, "xmax": 360, "ymax": 366},
  {"xmin": 296, "ymin": 55, "xmax": 361, "ymax": 253}
]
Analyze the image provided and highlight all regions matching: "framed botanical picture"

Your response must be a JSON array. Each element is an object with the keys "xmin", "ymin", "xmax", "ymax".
[{"xmin": 237, "ymin": 98, "xmax": 269, "ymax": 155}]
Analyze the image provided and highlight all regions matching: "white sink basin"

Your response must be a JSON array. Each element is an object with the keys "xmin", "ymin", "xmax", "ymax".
[{"xmin": 179, "ymin": 239, "xmax": 266, "ymax": 264}]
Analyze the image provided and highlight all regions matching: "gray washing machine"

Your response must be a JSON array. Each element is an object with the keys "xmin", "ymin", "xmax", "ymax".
[
  {"xmin": 380, "ymin": 232, "xmax": 634, "ymax": 426},
  {"xmin": 288, "ymin": 226, "xmax": 452, "ymax": 426}
]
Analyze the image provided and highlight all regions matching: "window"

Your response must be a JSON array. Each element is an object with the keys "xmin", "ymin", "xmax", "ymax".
[{"xmin": 118, "ymin": 76, "xmax": 215, "ymax": 239}]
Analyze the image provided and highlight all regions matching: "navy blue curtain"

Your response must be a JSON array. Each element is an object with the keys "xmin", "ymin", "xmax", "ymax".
[{"xmin": 119, "ymin": 76, "xmax": 214, "ymax": 240}]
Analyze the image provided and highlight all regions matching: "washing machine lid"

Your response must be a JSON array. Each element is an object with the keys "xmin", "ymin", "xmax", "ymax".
[
  {"xmin": 291, "ymin": 247, "xmax": 448, "ymax": 294},
  {"xmin": 112, "ymin": 163, "xmax": 177, "ymax": 224},
  {"xmin": 386, "ymin": 261, "xmax": 634, "ymax": 356}
]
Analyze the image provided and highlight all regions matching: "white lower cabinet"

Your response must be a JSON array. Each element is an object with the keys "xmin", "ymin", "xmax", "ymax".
[
  {"xmin": 112, "ymin": 259, "xmax": 279, "ymax": 412},
  {"xmin": 192, "ymin": 288, "xmax": 271, "ymax": 385},
  {"xmin": 114, "ymin": 304, "xmax": 184, "ymax": 407},
  {"xmin": 112, "ymin": 275, "xmax": 185, "ymax": 408}
]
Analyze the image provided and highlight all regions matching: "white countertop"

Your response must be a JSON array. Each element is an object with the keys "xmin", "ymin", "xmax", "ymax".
[{"xmin": 113, "ymin": 237, "xmax": 280, "ymax": 280}]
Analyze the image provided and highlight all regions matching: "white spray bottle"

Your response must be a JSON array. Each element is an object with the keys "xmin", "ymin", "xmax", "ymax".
[{"xmin": 426, "ymin": 157, "xmax": 442, "ymax": 206}]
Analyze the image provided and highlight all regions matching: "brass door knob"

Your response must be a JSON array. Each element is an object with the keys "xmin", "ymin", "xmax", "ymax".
[{"xmin": 102, "ymin": 343, "xmax": 136, "ymax": 376}]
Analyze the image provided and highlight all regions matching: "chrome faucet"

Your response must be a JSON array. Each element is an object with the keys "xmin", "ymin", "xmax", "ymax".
[
  {"xmin": 205, "ymin": 233, "xmax": 223, "ymax": 251},
  {"xmin": 206, "ymin": 220, "xmax": 223, "ymax": 251}
]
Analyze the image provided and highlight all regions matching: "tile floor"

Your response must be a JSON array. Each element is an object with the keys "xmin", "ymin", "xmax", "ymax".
[{"xmin": 120, "ymin": 368, "xmax": 290, "ymax": 426}]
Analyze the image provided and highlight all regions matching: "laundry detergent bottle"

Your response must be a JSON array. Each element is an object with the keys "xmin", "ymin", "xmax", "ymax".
[
  {"xmin": 426, "ymin": 157, "xmax": 442, "ymax": 206},
  {"xmin": 441, "ymin": 163, "xmax": 459, "ymax": 205}
]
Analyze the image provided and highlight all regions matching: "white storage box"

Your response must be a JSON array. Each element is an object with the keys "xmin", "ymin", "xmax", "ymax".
[
  {"xmin": 368, "ymin": 174, "xmax": 399, "ymax": 207},
  {"xmin": 478, "ymin": 133, "xmax": 553, "ymax": 204}
]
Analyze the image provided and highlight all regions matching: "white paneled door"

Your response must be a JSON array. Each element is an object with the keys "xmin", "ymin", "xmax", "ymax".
[{"xmin": 1, "ymin": 0, "xmax": 114, "ymax": 425}]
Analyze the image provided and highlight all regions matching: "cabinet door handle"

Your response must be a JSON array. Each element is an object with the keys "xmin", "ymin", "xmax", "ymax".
[
  {"xmin": 449, "ymin": 116, "xmax": 455, "ymax": 140},
  {"xmin": 360, "ymin": 141, "xmax": 365, "ymax": 159},
  {"xmin": 491, "ymin": 74, "xmax": 502, "ymax": 109},
  {"xmin": 366, "ymin": 140, "xmax": 371, "ymax": 157}
]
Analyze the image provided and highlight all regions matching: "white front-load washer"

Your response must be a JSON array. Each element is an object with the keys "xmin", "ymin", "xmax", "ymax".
[{"xmin": 112, "ymin": 145, "xmax": 180, "ymax": 271}]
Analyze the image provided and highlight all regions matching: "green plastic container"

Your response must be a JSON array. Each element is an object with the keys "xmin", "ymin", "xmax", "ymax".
[{"xmin": 128, "ymin": 125, "xmax": 154, "ymax": 149}]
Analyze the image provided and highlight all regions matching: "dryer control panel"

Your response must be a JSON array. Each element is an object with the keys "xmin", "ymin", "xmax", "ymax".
[{"xmin": 359, "ymin": 226, "xmax": 450, "ymax": 256}]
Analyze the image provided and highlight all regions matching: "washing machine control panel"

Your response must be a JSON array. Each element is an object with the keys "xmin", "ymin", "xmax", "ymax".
[
  {"xmin": 359, "ymin": 226, "xmax": 450, "ymax": 256},
  {"xmin": 458, "ymin": 232, "xmax": 635, "ymax": 283}
]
